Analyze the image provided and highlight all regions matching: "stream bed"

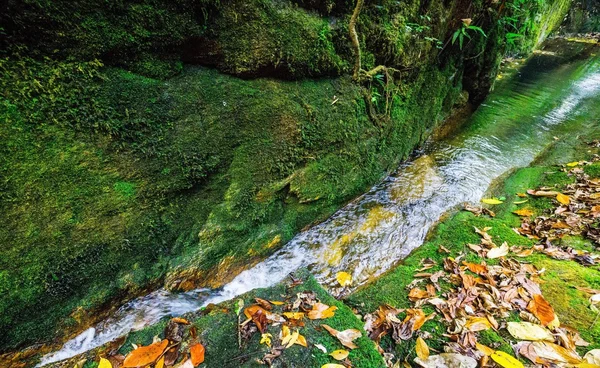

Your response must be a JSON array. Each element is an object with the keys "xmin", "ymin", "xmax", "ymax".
[{"xmin": 40, "ymin": 46, "xmax": 600, "ymax": 366}]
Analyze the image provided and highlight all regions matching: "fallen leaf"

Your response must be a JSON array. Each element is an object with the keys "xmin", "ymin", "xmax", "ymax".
[
  {"xmin": 330, "ymin": 349, "xmax": 349, "ymax": 360},
  {"xmin": 482, "ymin": 198, "xmax": 503, "ymax": 205},
  {"xmin": 170, "ymin": 317, "xmax": 191, "ymax": 325},
  {"xmin": 155, "ymin": 356, "xmax": 165, "ymax": 368},
  {"xmin": 315, "ymin": 344, "xmax": 328, "ymax": 353},
  {"xmin": 513, "ymin": 209, "xmax": 534, "ymax": 217},
  {"xmin": 270, "ymin": 300, "xmax": 285, "ymax": 306},
  {"xmin": 557, "ymin": 193, "xmax": 571, "ymax": 205},
  {"xmin": 529, "ymin": 341, "xmax": 582, "ymax": 364},
  {"xmin": 506, "ymin": 322, "xmax": 554, "ymax": 341},
  {"xmin": 255, "ymin": 298, "xmax": 272, "ymax": 311},
  {"xmin": 190, "ymin": 343, "xmax": 205, "ymax": 366},
  {"xmin": 308, "ymin": 303, "xmax": 338, "ymax": 320},
  {"xmin": 527, "ymin": 294, "xmax": 557, "ymax": 327},
  {"xmin": 527, "ymin": 189, "xmax": 559, "ymax": 197},
  {"xmin": 517, "ymin": 193, "xmax": 528, "ymax": 198},
  {"xmin": 416, "ymin": 337, "xmax": 429, "ymax": 361},
  {"xmin": 584, "ymin": 349, "xmax": 600, "ymax": 365},
  {"xmin": 296, "ymin": 334, "xmax": 308, "ymax": 347},
  {"xmin": 462, "ymin": 262, "xmax": 487, "ymax": 274},
  {"xmin": 175, "ymin": 359, "xmax": 194, "ymax": 368},
  {"xmin": 491, "ymin": 351, "xmax": 524, "ymax": 368},
  {"xmin": 336, "ymin": 271, "xmax": 352, "ymax": 287},
  {"xmin": 414, "ymin": 353, "xmax": 477, "ymax": 368},
  {"xmin": 283, "ymin": 312, "xmax": 305, "ymax": 320},
  {"xmin": 408, "ymin": 288, "xmax": 430, "ymax": 301},
  {"xmin": 476, "ymin": 343, "xmax": 495, "ymax": 356},
  {"xmin": 465, "ymin": 316, "xmax": 491, "ymax": 332},
  {"xmin": 285, "ymin": 331, "xmax": 299, "ymax": 348},
  {"xmin": 260, "ymin": 333, "xmax": 273, "ymax": 348},
  {"xmin": 322, "ymin": 324, "xmax": 361, "ymax": 349},
  {"xmin": 321, "ymin": 365, "xmax": 345, "ymax": 368},
  {"xmin": 514, "ymin": 200, "xmax": 528, "ymax": 204},
  {"xmin": 487, "ymin": 242, "xmax": 509, "ymax": 259},
  {"xmin": 98, "ymin": 358, "xmax": 112, "ymax": 368},
  {"xmin": 123, "ymin": 339, "xmax": 169, "ymax": 368},
  {"xmin": 567, "ymin": 161, "xmax": 580, "ymax": 167}
]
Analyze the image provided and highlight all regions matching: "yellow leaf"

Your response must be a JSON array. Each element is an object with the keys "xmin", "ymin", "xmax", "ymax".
[
  {"xmin": 285, "ymin": 331, "xmax": 299, "ymax": 348},
  {"xmin": 567, "ymin": 161, "xmax": 580, "ymax": 167},
  {"xmin": 155, "ymin": 357, "xmax": 165, "ymax": 368},
  {"xmin": 556, "ymin": 193, "xmax": 571, "ymax": 205},
  {"xmin": 283, "ymin": 312, "xmax": 305, "ymax": 320},
  {"xmin": 260, "ymin": 333, "xmax": 273, "ymax": 347},
  {"xmin": 416, "ymin": 337, "xmax": 429, "ymax": 361},
  {"xmin": 517, "ymin": 193, "xmax": 528, "ymax": 198},
  {"xmin": 590, "ymin": 193, "xmax": 600, "ymax": 200},
  {"xmin": 476, "ymin": 343, "xmax": 495, "ymax": 356},
  {"xmin": 491, "ymin": 351, "xmax": 524, "ymax": 368},
  {"xmin": 336, "ymin": 271, "xmax": 352, "ymax": 287},
  {"xmin": 330, "ymin": 349, "xmax": 349, "ymax": 360},
  {"xmin": 506, "ymin": 322, "xmax": 554, "ymax": 341},
  {"xmin": 513, "ymin": 209, "xmax": 533, "ymax": 217},
  {"xmin": 296, "ymin": 334, "xmax": 308, "ymax": 347},
  {"xmin": 514, "ymin": 200, "xmax": 528, "ymax": 204},
  {"xmin": 270, "ymin": 300, "xmax": 285, "ymax": 305},
  {"xmin": 482, "ymin": 198, "xmax": 503, "ymax": 205},
  {"xmin": 281, "ymin": 325, "xmax": 290, "ymax": 339},
  {"xmin": 465, "ymin": 316, "xmax": 491, "ymax": 331},
  {"xmin": 98, "ymin": 358, "xmax": 112, "ymax": 368},
  {"xmin": 307, "ymin": 303, "xmax": 337, "ymax": 320},
  {"xmin": 321, "ymin": 365, "xmax": 346, "ymax": 368}
]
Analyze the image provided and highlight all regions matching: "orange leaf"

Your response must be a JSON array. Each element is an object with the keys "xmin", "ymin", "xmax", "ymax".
[
  {"xmin": 513, "ymin": 209, "xmax": 534, "ymax": 217},
  {"xmin": 527, "ymin": 294, "xmax": 556, "ymax": 327},
  {"xmin": 171, "ymin": 317, "xmax": 190, "ymax": 325},
  {"xmin": 190, "ymin": 343, "xmax": 205, "ymax": 366},
  {"xmin": 123, "ymin": 339, "xmax": 169, "ymax": 368},
  {"xmin": 408, "ymin": 288, "xmax": 429, "ymax": 301},
  {"xmin": 462, "ymin": 262, "xmax": 487, "ymax": 274},
  {"xmin": 307, "ymin": 303, "xmax": 338, "ymax": 320}
]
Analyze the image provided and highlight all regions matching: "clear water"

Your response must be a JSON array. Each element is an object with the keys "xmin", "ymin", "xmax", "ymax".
[{"xmin": 39, "ymin": 50, "xmax": 600, "ymax": 366}]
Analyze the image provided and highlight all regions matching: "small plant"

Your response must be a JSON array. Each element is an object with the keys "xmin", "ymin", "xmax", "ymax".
[{"xmin": 452, "ymin": 18, "xmax": 486, "ymax": 50}]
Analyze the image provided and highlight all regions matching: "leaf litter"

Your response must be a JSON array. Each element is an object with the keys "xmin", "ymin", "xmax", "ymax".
[{"xmin": 362, "ymin": 162, "xmax": 600, "ymax": 367}]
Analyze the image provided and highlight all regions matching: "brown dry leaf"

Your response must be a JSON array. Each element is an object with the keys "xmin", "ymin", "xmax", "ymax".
[
  {"xmin": 528, "ymin": 341, "xmax": 582, "ymax": 364},
  {"xmin": 189, "ymin": 343, "xmax": 205, "ymax": 366},
  {"xmin": 255, "ymin": 298, "xmax": 272, "ymax": 311},
  {"xmin": 408, "ymin": 288, "xmax": 430, "ymax": 301},
  {"xmin": 557, "ymin": 193, "xmax": 571, "ymax": 205},
  {"xmin": 308, "ymin": 303, "xmax": 338, "ymax": 320},
  {"xmin": 527, "ymin": 294, "xmax": 557, "ymax": 327},
  {"xmin": 416, "ymin": 337, "xmax": 429, "ymax": 361},
  {"xmin": 322, "ymin": 324, "xmax": 361, "ymax": 349},
  {"xmin": 513, "ymin": 209, "xmax": 534, "ymax": 217},
  {"xmin": 584, "ymin": 349, "xmax": 600, "ymax": 365},
  {"xmin": 527, "ymin": 189, "xmax": 559, "ymax": 197},
  {"xmin": 122, "ymin": 339, "xmax": 169, "ymax": 368}
]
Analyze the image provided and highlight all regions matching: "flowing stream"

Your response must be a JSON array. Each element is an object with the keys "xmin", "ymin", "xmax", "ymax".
[{"xmin": 39, "ymin": 48, "xmax": 600, "ymax": 366}]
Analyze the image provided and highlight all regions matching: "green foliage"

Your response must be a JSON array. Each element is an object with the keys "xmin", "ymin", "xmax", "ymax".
[{"xmin": 452, "ymin": 22, "xmax": 487, "ymax": 50}]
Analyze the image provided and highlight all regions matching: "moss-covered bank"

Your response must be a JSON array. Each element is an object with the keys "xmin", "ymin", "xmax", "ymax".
[{"xmin": 0, "ymin": 0, "xmax": 574, "ymax": 353}]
